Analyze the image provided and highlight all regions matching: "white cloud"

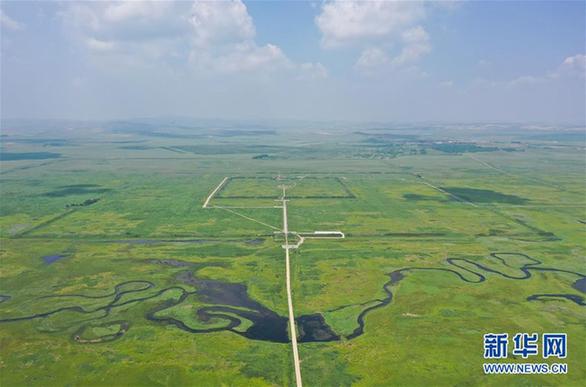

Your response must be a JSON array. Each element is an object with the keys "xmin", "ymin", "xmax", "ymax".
[
  {"xmin": 60, "ymin": 0, "xmax": 324, "ymax": 76},
  {"xmin": 187, "ymin": 0, "xmax": 287, "ymax": 73},
  {"xmin": 505, "ymin": 54, "xmax": 586, "ymax": 87},
  {"xmin": 557, "ymin": 54, "xmax": 586, "ymax": 79},
  {"xmin": 102, "ymin": 1, "xmax": 172, "ymax": 23},
  {"xmin": 316, "ymin": 0, "xmax": 425, "ymax": 48},
  {"xmin": 62, "ymin": 1, "xmax": 185, "ymax": 42},
  {"xmin": 190, "ymin": 42, "xmax": 290, "ymax": 73},
  {"xmin": 297, "ymin": 62, "xmax": 328, "ymax": 80},
  {"xmin": 0, "ymin": 9, "xmax": 24, "ymax": 31},
  {"xmin": 354, "ymin": 26, "xmax": 430, "ymax": 72},
  {"xmin": 508, "ymin": 75, "xmax": 545, "ymax": 87},
  {"xmin": 60, "ymin": 0, "xmax": 188, "ymax": 66},
  {"xmin": 393, "ymin": 26, "xmax": 430, "ymax": 65},
  {"xmin": 189, "ymin": 0, "xmax": 255, "ymax": 47},
  {"xmin": 471, "ymin": 54, "xmax": 586, "ymax": 90},
  {"xmin": 316, "ymin": 1, "xmax": 435, "ymax": 71},
  {"xmin": 85, "ymin": 38, "xmax": 118, "ymax": 53},
  {"xmin": 355, "ymin": 47, "xmax": 390, "ymax": 70}
]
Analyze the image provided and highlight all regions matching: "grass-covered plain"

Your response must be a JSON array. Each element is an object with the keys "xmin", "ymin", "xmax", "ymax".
[{"xmin": 0, "ymin": 121, "xmax": 584, "ymax": 386}]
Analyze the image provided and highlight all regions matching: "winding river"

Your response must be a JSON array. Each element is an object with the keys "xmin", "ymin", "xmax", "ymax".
[{"xmin": 0, "ymin": 253, "xmax": 583, "ymax": 344}]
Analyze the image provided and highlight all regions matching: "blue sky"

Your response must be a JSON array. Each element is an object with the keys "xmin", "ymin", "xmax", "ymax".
[{"xmin": 1, "ymin": 0, "xmax": 584, "ymax": 123}]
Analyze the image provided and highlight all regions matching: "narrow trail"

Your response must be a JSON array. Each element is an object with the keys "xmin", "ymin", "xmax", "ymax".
[
  {"xmin": 202, "ymin": 177, "xmax": 228, "ymax": 208},
  {"xmin": 215, "ymin": 206, "xmax": 281, "ymax": 231},
  {"xmin": 202, "ymin": 177, "xmax": 304, "ymax": 385},
  {"xmin": 418, "ymin": 179, "xmax": 479, "ymax": 208},
  {"xmin": 202, "ymin": 176, "xmax": 281, "ymax": 231},
  {"xmin": 281, "ymin": 186, "xmax": 303, "ymax": 387},
  {"xmin": 465, "ymin": 154, "xmax": 579, "ymax": 194}
]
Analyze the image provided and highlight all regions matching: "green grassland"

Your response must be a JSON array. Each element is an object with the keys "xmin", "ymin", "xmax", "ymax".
[{"xmin": 0, "ymin": 121, "xmax": 584, "ymax": 386}]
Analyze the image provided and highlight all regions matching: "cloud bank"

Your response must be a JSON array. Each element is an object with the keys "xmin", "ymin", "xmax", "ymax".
[
  {"xmin": 61, "ymin": 0, "xmax": 325, "ymax": 76},
  {"xmin": 316, "ymin": 1, "xmax": 432, "ymax": 71}
]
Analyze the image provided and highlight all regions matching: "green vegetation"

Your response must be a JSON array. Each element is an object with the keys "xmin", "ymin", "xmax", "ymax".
[
  {"xmin": 0, "ymin": 151, "xmax": 62, "ymax": 161},
  {"xmin": 44, "ymin": 185, "xmax": 111, "ymax": 198},
  {"xmin": 0, "ymin": 122, "xmax": 584, "ymax": 386},
  {"xmin": 65, "ymin": 198, "xmax": 101, "ymax": 208},
  {"xmin": 440, "ymin": 187, "xmax": 529, "ymax": 204},
  {"xmin": 252, "ymin": 154, "xmax": 275, "ymax": 160},
  {"xmin": 430, "ymin": 143, "xmax": 502, "ymax": 153}
]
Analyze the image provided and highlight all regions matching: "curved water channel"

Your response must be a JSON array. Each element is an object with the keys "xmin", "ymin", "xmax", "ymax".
[
  {"xmin": 345, "ymin": 252, "xmax": 585, "ymax": 339},
  {"xmin": 0, "ymin": 253, "xmax": 583, "ymax": 344}
]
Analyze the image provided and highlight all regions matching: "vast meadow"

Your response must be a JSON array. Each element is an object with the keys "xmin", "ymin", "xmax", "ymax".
[{"xmin": 0, "ymin": 120, "xmax": 584, "ymax": 386}]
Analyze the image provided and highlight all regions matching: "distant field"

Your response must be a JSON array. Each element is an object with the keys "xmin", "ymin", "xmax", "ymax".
[
  {"xmin": 214, "ymin": 176, "xmax": 354, "ymax": 201},
  {"xmin": 0, "ymin": 123, "xmax": 584, "ymax": 386}
]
